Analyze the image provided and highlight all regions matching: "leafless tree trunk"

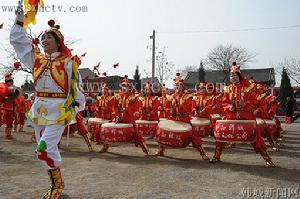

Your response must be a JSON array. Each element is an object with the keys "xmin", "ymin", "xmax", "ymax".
[
  {"xmin": 274, "ymin": 58, "xmax": 300, "ymax": 85},
  {"xmin": 206, "ymin": 44, "xmax": 256, "ymax": 82},
  {"xmin": 155, "ymin": 47, "xmax": 174, "ymax": 84}
]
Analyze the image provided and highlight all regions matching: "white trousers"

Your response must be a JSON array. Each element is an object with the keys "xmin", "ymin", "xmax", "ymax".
[{"xmin": 34, "ymin": 124, "xmax": 65, "ymax": 170}]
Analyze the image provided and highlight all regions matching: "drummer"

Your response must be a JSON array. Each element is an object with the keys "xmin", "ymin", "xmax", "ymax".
[
  {"xmin": 155, "ymin": 73, "xmax": 209, "ymax": 160},
  {"xmin": 137, "ymin": 82, "xmax": 159, "ymax": 136},
  {"xmin": 210, "ymin": 62, "xmax": 276, "ymax": 167},
  {"xmin": 139, "ymin": 82, "xmax": 159, "ymax": 121},
  {"xmin": 99, "ymin": 75, "xmax": 149, "ymax": 154},
  {"xmin": 254, "ymin": 83, "xmax": 280, "ymax": 150},
  {"xmin": 93, "ymin": 81, "xmax": 115, "ymax": 143},
  {"xmin": 158, "ymin": 84, "xmax": 171, "ymax": 120},
  {"xmin": 212, "ymin": 83, "xmax": 225, "ymax": 118},
  {"xmin": 1, "ymin": 73, "xmax": 19, "ymax": 139},
  {"xmin": 192, "ymin": 81, "xmax": 216, "ymax": 119}
]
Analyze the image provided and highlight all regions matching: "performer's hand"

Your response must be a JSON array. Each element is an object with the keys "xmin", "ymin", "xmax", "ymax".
[
  {"xmin": 253, "ymin": 109, "xmax": 258, "ymax": 116},
  {"xmin": 15, "ymin": 1, "xmax": 24, "ymax": 22},
  {"xmin": 115, "ymin": 116, "xmax": 120, "ymax": 123},
  {"xmin": 193, "ymin": 110, "xmax": 197, "ymax": 116}
]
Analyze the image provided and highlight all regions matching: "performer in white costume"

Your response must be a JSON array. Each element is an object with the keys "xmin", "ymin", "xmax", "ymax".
[{"xmin": 10, "ymin": 2, "xmax": 85, "ymax": 199}]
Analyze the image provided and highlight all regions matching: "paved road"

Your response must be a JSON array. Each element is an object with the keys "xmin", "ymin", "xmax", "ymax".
[{"xmin": 0, "ymin": 123, "xmax": 299, "ymax": 199}]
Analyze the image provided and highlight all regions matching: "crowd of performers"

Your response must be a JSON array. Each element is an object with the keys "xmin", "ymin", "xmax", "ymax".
[
  {"xmin": 85, "ymin": 63, "xmax": 282, "ymax": 169},
  {"xmin": 0, "ymin": 2, "xmax": 283, "ymax": 198},
  {"xmin": 0, "ymin": 76, "xmax": 33, "ymax": 140}
]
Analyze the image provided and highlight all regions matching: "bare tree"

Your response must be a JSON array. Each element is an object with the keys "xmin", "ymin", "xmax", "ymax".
[
  {"xmin": 206, "ymin": 44, "xmax": 256, "ymax": 82},
  {"xmin": 274, "ymin": 58, "xmax": 300, "ymax": 85},
  {"xmin": 156, "ymin": 47, "xmax": 174, "ymax": 84}
]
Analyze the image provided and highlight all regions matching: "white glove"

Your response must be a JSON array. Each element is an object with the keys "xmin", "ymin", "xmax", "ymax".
[{"xmin": 15, "ymin": 1, "xmax": 24, "ymax": 22}]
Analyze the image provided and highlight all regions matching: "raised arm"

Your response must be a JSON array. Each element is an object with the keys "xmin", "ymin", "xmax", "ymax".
[{"xmin": 9, "ymin": 1, "xmax": 34, "ymax": 70}]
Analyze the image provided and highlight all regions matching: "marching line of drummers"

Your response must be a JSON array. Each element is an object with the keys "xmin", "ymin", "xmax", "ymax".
[
  {"xmin": 1, "ymin": 62, "xmax": 283, "ymax": 167},
  {"xmin": 73, "ymin": 62, "xmax": 282, "ymax": 168}
]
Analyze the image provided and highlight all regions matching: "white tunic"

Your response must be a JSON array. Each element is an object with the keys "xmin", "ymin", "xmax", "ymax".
[{"xmin": 10, "ymin": 25, "xmax": 85, "ymax": 125}]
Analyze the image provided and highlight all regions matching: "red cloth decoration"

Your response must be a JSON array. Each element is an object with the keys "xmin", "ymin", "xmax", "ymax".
[
  {"xmin": 13, "ymin": 62, "xmax": 22, "ymax": 69},
  {"xmin": 113, "ymin": 63, "xmax": 119, "ymax": 68}
]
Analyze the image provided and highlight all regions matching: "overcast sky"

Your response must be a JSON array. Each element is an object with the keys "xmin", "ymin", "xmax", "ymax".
[{"xmin": 0, "ymin": 0, "xmax": 299, "ymax": 87}]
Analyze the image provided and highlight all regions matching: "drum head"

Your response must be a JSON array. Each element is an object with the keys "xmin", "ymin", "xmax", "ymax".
[
  {"xmin": 256, "ymin": 118, "xmax": 265, "ymax": 125},
  {"xmin": 191, "ymin": 118, "xmax": 211, "ymax": 126},
  {"xmin": 216, "ymin": 120, "xmax": 256, "ymax": 124},
  {"xmin": 88, "ymin": 118, "xmax": 110, "ymax": 124},
  {"xmin": 158, "ymin": 120, "xmax": 192, "ymax": 132},
  {"xmin": 102, "ymin": 122, "xmax": 133, "ymax": 128},
  {"xmin": 135, "ymin": 120, "xmax": 158, "ymax": 124},
  {"xmin": 264, "ymin": 119, "xmax": 276, "ymax": 125},
  {"xmin": 211, "ymin": 114, "xmax": 221, "ymax": 119},
  {"xmin": 159, "ymin": 118, "xmax": 167, "ymax": 121}
]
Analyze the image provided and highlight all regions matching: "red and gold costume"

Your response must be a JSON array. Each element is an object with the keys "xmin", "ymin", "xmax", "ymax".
[
  {"xmin": 158, "ymin": 84, "xmax": 171, "ymax": 119},
  {"xmin": 155, "ymin": 73, "xmax": 209, "ymax": 160},
  {"xmin": 210, "ymin": 62, "xmax": 275, "ymax": 167},
  {"xmin": 95, "ymin": 84, "xmax": 115, "ymax": 120},
  {"xmin": 136, "ymin": 82, "xmax": 160, "ymax": 138},
  {"xmin": 192, "ymin": 82, "xmax": 215, "ymax": 120},
  {"xmin": 255, "ymin": 84, "xmax": 281, "ymax": 150},
  {"xmin": 139, "ymin": 83, "xmax": 159, "ymax": 121},
  {"xmin": 212, "ymin": 84, "xmax": 224, "ymax": 116},
  {"xmin": 99, "ymin": 75, "xmax": 149, "ymax": 154},
  {"xmin": 1, "ymin": 73, "xmax": 18, "ymax": 139},
  {"xmin": 15, "ymin": 94, "xmax": 27, "ymax": 132},
  {"xmin": 92, "ymin": 82, "xmax": 115, "ymax": 143}
]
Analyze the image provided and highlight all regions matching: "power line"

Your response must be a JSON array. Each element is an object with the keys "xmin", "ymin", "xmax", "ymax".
[{"xmin": 159, "ymin": 24, "xmax": 300, "ymax": 34}]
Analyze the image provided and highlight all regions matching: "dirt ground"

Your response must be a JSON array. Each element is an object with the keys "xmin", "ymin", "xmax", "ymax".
[{"xmin": 0, "ymin": 122, "xmax": 299, "ymax": 199}]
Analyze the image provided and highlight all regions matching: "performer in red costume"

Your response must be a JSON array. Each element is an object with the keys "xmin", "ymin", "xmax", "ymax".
[
  {"xmin": 93, "ymin": 82, "xmax": 115, "ymax": 143},
  {"xmin": 212, "ymin": 84, "xmax": 225, "ymax": 117},
  {"xmin": 158, "ymin": 84, "xmax": 171, "ymax": 119},
  {"xmin": 15, "ymin": 90, "xmax": 27, "ymax": 132},
  {"xmin": 1, "ymin": 73, "xmax": 19, "ymax": 139},
  {"xmin": 139, "ymin": 82, "xmax": 159, "ymax": 121},
  {"xmin": 0, "ymin": 102, "xmax": 4, "ymax": 127},
  {"xmin": 210, "ymin": 62, "xmax": 276, "ymax": 167},
  {"xmin": 99, "ymin": 75, "xmax": 149, "ymax": 154},
  {"xmin": 135, "ymin": 82, "xmax": 160, "ymax": 138},
  {"xmin": 254, "ymin": 84, "xmax": 281, "ymax": 150},
  {"xmin": 192, "ymin": 81, "xmax": 214, "ymax": 120},
  {"xmin": 155, "ymin": 73, "xmax": 209, "ymax": 160}
]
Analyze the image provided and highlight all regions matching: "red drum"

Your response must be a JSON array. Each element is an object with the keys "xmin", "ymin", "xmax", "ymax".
[
  {"xmin": 100, "ymin": 123, "xmax": 134, "ymax": 143},
  {"xmin": 155, "ymin": 120, "xmax": 192, "ymax": 148},
  {"xmin": 87, "ymin": 118, "xmax": 110, "ymax": 140},
  {"xmin": 62, "ymin": 120, "xmax": 77, "ymax": 136},
  {"xmin": 190, "ymin": 118, "xmax": 211, "ymax": 137},
  {"xmin": 135, "ymin": 120, "xmax": 158, "ymax": 138},
  {"xmin": 264, "ymin": 119, "xmax": 277, "ymax": 136},
  {"xmin": 256, "ymin": 118, "xmax": 266, "ymax": 137},
  {"xmin": 214, "ymin": 120, "xmax": 257, "ymax": 143}
]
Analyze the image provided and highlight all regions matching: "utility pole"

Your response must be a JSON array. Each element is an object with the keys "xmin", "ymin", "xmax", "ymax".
[{"xmin": 150, "ymin": 30, "xmax": 155, "ymax": 84}]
